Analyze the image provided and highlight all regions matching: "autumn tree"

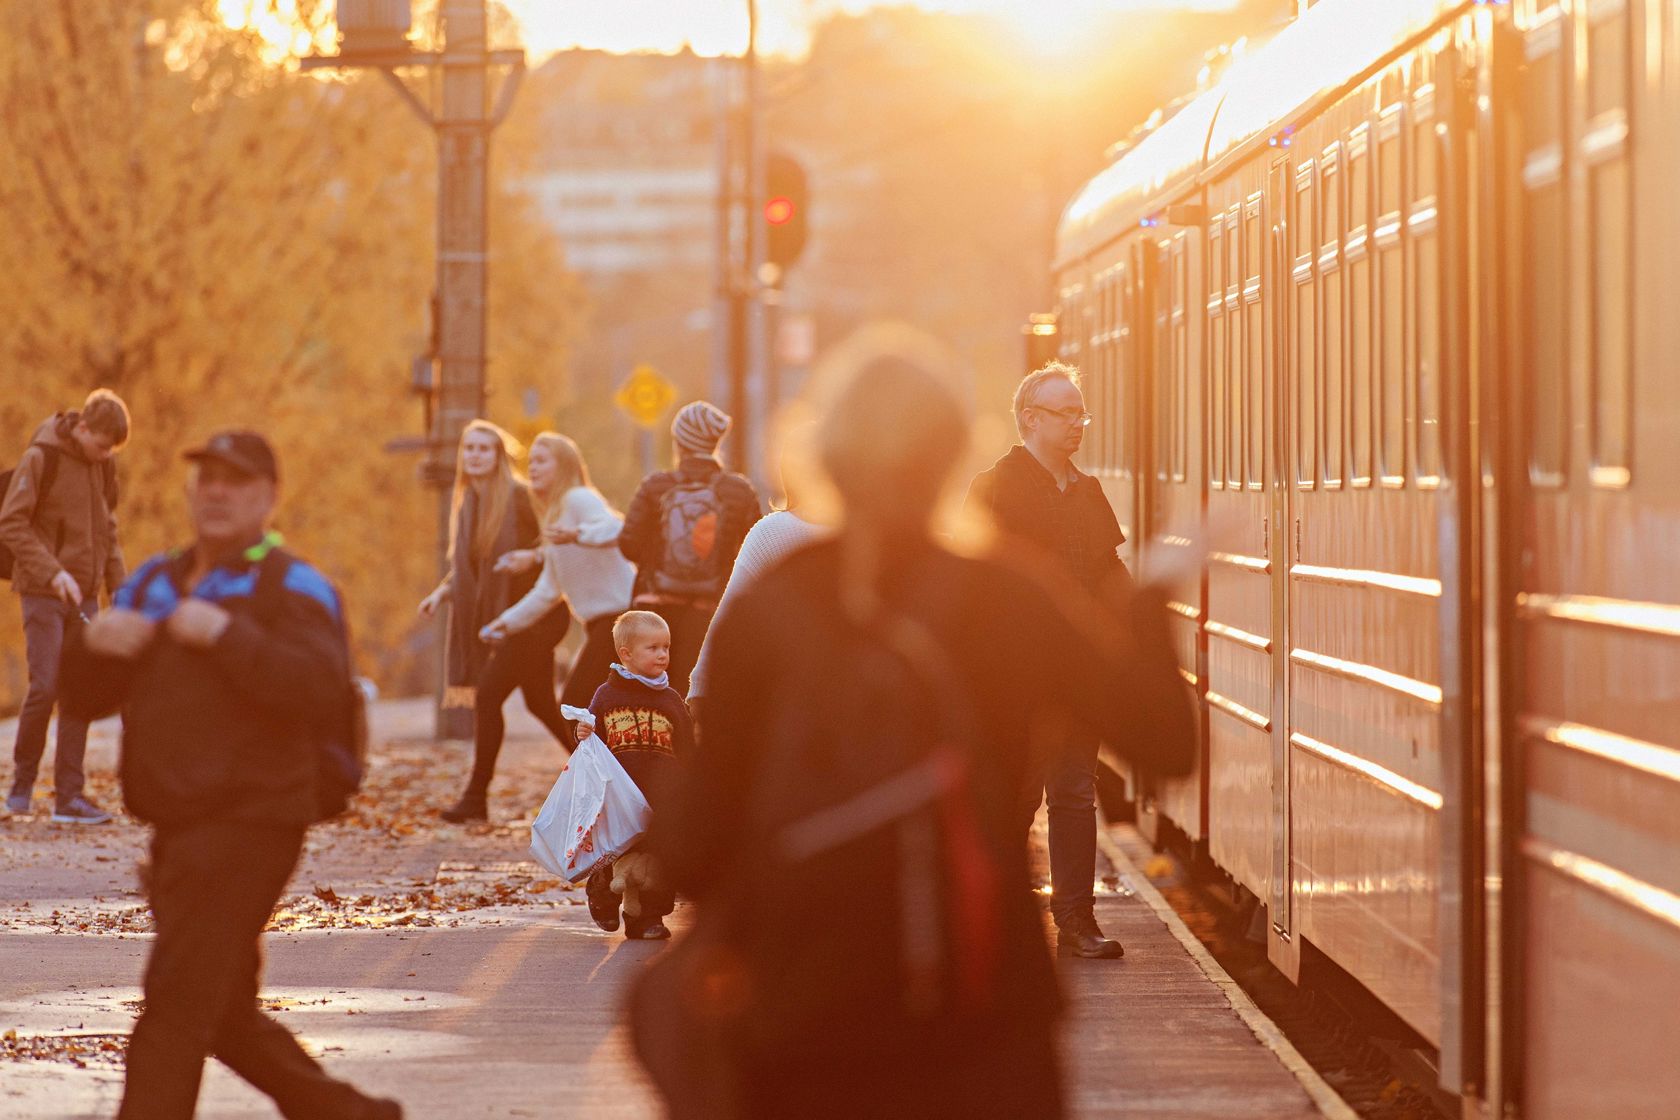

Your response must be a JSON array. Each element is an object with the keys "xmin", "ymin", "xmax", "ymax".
[{"xmin": 0, "ymin": 0, "xmax": 586, "ymax": 706}]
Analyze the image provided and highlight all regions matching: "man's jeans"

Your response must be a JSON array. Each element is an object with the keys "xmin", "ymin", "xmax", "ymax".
[
  {"xmin": 1025, "ymin": 732, "xmax": 1101, "ymax": 934},
  {"xmin": 10, "ymin": 594, "xmax": 92, "ymax": 807}
]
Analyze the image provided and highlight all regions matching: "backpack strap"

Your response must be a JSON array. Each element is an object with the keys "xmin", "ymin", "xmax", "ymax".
[{"xmin": 249, "ymin": 537, "xmax": 294, "ymax": 626}]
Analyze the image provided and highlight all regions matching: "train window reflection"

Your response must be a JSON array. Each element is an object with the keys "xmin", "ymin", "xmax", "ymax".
[
  {"xmin": 1588, "ymin": 10, "xmax": 1630, "ymax": 119},
  {"xmin": 1175, "ymin": 239, "xmax": 1190, "ymax": 483},
  {"xmin": 1350, "ymin": 256, "xmax": 1373, "ymax": 486},
  {"xmin": 1323, "ymin": 269, "xmax": 1344, "ymax": 486},
  {"xmin": 1248, "ymin": 301, "xmax": 1264, "ymax": 488},
  {"xmin": 1379, "ymin": 129, "xmax": 1402, "ymax": 219},
  {"xmin": 1416, "ymin": 232, "xmax": 1442, "ymax": 484},
  {"xmin": 1591, "ymin": 157, "xmax": 1631, "ymax": 485},
  {"xmin": 1297, "ymin": 283, "xmax": 1317, "ymax": 489},
  {"xmin": 1210, "ymin": 227, "xmax": 1225, "ymax": 490},
  {"xmin": 1522, "ymin": 45, "xmax": 1563, "ymax": 155},
  {"xmin": 1380, "ymin": 245, "xmax": 1405, "ymax": 484}
]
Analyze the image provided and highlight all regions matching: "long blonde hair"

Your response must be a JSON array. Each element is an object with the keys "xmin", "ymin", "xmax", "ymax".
[
  {"xmin": 526, "ymin": 432, "xmax": 596, "ymax": 529},
  {"xmin": 449, "ymin": 420, "xmax": 524, "ymax": 565}
]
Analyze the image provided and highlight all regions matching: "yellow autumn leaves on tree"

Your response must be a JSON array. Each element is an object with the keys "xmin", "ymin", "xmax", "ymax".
[{"xmin": 0, "ymin": 0, "xmax": 588, "ymax": 706}]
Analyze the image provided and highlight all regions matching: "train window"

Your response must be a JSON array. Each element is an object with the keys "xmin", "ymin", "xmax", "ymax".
[
  {"xmin": 1175, "ymin": 239, "xmax": 1190, "ymax": 482},
  {"xmin": 1116, "ymin": 263, "xmax": 1131, "ymax": 478},
  {"xmin": 1295, "ymin": 171, "xmax": 1316, "ymax": 489},
  {"xmin": 1210, "ymin": 226, "xmax": 1225, "ymax": 489},
  {"xmin": 1350, "ymin": 256, "xmax": 1373, "ymax": 486},
  {"xmin": 1156, "ymin": 248, "xmax": 1173, "ymax": 483},
  {"xmin": 1523, "ymin": 38, "xmax": 1564, "ymax": 156},
  {"xmin": 1378, "ymin": 122, "xmax": 1402, "ymax": 221},
  {"xmin": 1587, "ymin": 6, "xmax": 1630, "ymax": 120},
  {"xmin": 1379, "ymin": 244, "xmax": 1405, "ymax": 485},
  {"xmin": 1590, "ymin": 157, "xmax": 1632, "ymax": 486},
  {"xmin": 1526, "ymin": 181, "xmax": 1567, "ymax": 484},
  {"xmin": 1228, "ymin": 213, "xmax": 1243, "ymax": 487},
  {"xmin": 1320, "ymin": 150, "xmax": 1344, "ymax": 488},
  {"xmin": 1244, "ymin": 200, "xmax": 1264, "ymax": 489},
  {"xmin": 1415, "ymin": 231, "xmax": 1443, "ymax": 484},
  {"xmin": 1348, "ymin": 133, "xmax": 1370, "ymax": 234}
]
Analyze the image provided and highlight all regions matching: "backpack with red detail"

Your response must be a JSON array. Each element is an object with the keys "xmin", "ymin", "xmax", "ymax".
[{"xmin": 650, "ymin": 476, "xmax": 729, "ymax": 600}]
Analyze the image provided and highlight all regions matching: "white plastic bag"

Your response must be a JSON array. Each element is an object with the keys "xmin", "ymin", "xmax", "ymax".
[{"xmin": 529, "ymin": 724, "xmax": 652, "ymax": 883}]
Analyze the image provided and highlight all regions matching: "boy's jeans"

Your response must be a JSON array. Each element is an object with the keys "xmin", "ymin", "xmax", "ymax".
[{"xmin": 10, "ymin": 594, "xmax": 92, "ymax": 807}]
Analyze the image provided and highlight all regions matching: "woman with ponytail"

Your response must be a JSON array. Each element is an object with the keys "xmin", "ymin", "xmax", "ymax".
[
  {"xmin": 418, "ymin": 421, "xmax": 570, "ymax": 822},
  {"xmin": 480, "ymin": 432, "xmax": 635, "ymax": 712}
]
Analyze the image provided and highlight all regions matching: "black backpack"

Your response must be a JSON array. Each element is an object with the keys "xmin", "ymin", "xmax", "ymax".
[
  {"xmin": 250, "ymin": 549, "xmax": 369, "ymax": 821},
  {"xmin": 650, "ymin": 475, "xmax": 730, "ymax": 599},
  {"xmin": 0, "ymin": 444, "xmax": 119, "ymax": 581},
  {"xmin": 133, "ymin": 546, "xmax": 368, "ymax": 821}
]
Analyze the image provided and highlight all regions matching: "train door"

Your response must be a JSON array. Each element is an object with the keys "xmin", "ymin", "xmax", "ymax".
[
  {"xmin": 1266, "ymin": 157, "xmax": 1302, "ymax": 981},
  {"xmin": 1202, "ymin": 180, "xmax": 1277, "ymax": 927}
]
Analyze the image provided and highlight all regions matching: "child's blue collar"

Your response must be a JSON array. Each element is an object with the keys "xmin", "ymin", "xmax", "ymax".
[{"xmin": 611, "ymin": 662, "xmax": 669, "ymax": 690}]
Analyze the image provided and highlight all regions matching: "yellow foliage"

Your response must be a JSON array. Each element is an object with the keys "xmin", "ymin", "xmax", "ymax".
[{"xmin": 0, "ymin": 0, "xmax": 587, "ymax": 708}]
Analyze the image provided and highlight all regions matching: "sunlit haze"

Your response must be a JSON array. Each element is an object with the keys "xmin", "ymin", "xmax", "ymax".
[{"xmin": 500, "ymin": 0, "xmax": 1243, "ymax": 58}]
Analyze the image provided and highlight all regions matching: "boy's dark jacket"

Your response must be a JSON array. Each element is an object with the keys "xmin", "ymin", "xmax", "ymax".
[
  {"xmin": 588, "ymin": 673, "xmax": 694, "ymax": 815},
  {"xmin": 0, "ymin": 412, "xmax": 124, "ymax": 599},
  {"xmin": 60, "ymin": 542, "xmax": 348, "ymax": 828}
]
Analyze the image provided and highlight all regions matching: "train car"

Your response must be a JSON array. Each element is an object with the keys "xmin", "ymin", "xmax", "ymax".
[{"xmin": 1051, "ymin": 2, "xmax": 1680, "ymax": 1117}]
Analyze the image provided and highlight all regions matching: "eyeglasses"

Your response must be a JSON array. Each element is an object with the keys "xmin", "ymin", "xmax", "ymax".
[{"xmin": 1031, "ymin": 404, "xmax": 1094, "ymax": 427}]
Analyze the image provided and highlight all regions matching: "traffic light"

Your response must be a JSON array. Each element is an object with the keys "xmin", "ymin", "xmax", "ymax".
[{"xmin": 764, "ymin": 150, "xmax": 809, "ymax": 278}]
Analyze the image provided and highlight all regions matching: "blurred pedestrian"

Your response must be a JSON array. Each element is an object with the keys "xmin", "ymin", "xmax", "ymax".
[
  {"xmin": 0, "ymin": 388, "xmax": 130, "ymax": 823},
  {"xmin": 418, "ymin": 420, "xmax": 570, "ymax": 822},
  {"xmin": 617, "ymin": 401, "xmax": 761, "ymax": 695},
  {"xmin": 58, "ymin": 429, "xmax": 400, "ymax": 1120},
  {"xmin": 964, "ymin": 360, "xmax": 1132, "ymax": 958},
  {"xmin": 632, "ymin": 329, "xmax": 1194, "ymax": 1119},
  {"xmin": 685, "ymin": 446, "xmax": 825, "ymax": 721},
  {"xmin": 479, "ymin": 432, "xmax": 634, "ymax": 711}
]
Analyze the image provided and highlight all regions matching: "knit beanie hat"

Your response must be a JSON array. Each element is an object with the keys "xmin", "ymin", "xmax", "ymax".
[{"xmin": 672, "ymin": 400, "xmax": 731, "ymax": 457}]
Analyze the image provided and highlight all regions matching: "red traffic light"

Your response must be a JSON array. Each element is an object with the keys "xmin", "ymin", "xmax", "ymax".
[{"xmin": 765, "ymin": 196, "xmax": 796, "ymax": 226}]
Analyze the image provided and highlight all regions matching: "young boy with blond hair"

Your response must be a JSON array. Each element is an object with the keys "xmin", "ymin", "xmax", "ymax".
[{"xmin": 579, "ymin": 609, "xmax": 694, "ymax": 939}]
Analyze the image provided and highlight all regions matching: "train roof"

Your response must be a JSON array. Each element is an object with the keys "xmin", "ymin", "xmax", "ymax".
[{"xmin": 1055, "ymin": 0, "xmax": 1471, "ymax": 269}]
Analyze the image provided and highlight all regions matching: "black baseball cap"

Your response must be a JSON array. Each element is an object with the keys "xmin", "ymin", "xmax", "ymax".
[{"xmin": 183, "ymin": 430, "xmax": 280, "ymax": 482}]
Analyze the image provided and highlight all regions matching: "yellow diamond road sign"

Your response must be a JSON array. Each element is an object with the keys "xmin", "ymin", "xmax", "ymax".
[{"xmin": 614, "ymin": 364, "xmax": 677, "ymax": 430}]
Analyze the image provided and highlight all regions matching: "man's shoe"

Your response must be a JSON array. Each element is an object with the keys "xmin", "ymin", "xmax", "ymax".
[
  {"xmin": 4, "ymin": 793, "xmax": 30, "ymax": 817},
  {"xmin": 586, "ymin": 867, "xmax": 622, "ymax": 932},
  {"xmin": 51, "ymin": 796, "xmax": 112, "ymax": 825},
  {"xmin": 1056, "ymin": 921, "xmax": 1123, "ymax": 959},
  {"xmin": 439, "ymin": 795, "xmax": 487, "ymax": 823},
  {"xmin": 626, "ymin": 919, "xmax": 671, "ymax": 941}
]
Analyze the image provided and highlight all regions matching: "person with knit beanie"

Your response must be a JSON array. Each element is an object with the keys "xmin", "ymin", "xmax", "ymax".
[{"xmin": 617, "ymin": 400, "xmax": 762, "ymax": 695}]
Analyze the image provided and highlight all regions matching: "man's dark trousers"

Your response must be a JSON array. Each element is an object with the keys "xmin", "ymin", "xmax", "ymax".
[
  {"xmin": 1041, "ymin": 733, "xmax": 1100, "ymax": 932},
  {"xmin": 10, "ymin": 594, "xmax": 91, "ymax": 805},
  {"xmin": 119, "ymin": 821, "xmax": 376, "ymax": 1119}
]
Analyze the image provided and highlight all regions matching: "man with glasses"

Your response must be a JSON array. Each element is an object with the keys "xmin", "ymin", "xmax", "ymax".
[{"xmin": 965, "ymin": 360, "xmax": 1128, "ymax": 959}]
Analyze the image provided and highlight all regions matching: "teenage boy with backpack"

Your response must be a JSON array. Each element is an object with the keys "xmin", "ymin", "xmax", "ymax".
[
  {"xmin": 617, "ymin": 401, "xmax": 762, "ymax": 696},
  {"xmin": 58, "ymin": 429, "xmax": 395, "ymax": 1120},
  {"xmin": 0, "ymin": 388, "xmax": 130, "ymax": 823}
]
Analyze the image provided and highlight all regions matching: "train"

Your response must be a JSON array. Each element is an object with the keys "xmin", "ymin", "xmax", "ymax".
[{"xmin": 1050, "ymin": 1, "xmax": 1680, "ymax": 1116}]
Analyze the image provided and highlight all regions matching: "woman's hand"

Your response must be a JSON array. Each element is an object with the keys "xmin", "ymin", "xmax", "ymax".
[
  {"xmin": 493, "ymin": 549, "xmax": 539, "ymax": 574},
  {"xmin": 418, "ymin": 587, "xmax": 447, "ymax": 619},
  {"xmin": 543, "ymin": 527, "xmax": 579, "ymax": 546},
  {"xmin": 479, "ymin": 621, "xmax": 508, "ymax": 645}
]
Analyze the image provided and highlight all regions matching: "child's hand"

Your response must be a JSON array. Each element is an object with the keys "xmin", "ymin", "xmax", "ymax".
[{"xmin": 574, "ymin": 722, "xmax": 593, "ymax": 744}]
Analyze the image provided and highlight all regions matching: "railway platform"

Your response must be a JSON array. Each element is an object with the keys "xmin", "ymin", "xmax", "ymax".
[{"xmin": 2, "ymin": 700, "xmax": 1356, "ymax": 1118}]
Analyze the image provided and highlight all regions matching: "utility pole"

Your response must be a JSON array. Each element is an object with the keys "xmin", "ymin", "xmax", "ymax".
[
  {"xmin": 307, "ymin": 0, "xmax": 524, "ymax": 740},
  {"xmin": 721, "ymin": 0, "xmax": 761, "ymax": 477}
]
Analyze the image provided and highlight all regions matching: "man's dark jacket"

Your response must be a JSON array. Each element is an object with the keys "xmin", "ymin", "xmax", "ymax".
[
  {"xmin": 964, "ymin": 445, "xmax": 1128, "ymax": 594},
  {"xmin": 618, "ymin": 455, "xmax": 762, "ymax": 600},
  {"xmin": 60, "ymin": 541, "xmax": 348, "ymax": 828}
]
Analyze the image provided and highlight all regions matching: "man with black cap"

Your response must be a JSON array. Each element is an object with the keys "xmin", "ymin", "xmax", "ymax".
[
  {"xmin": 618, "ymin": 400, "xmax": 762, "ymax": 695},
  {"xmin": 59, "ymin": 430, "xmax": 400, "ymax": 1119}
]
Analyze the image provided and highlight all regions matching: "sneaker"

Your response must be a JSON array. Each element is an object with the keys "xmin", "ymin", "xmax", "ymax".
[
  {"xmin": 585, "ymin": 866, "xmax": 622, "ymax": 932},
  {"xmin": 51, "ymin": 796, "xmax": 113, "ymax": 825},
  {"xmin": 4, "ymin": 793, "xmax": 30, "ymax": 817}
]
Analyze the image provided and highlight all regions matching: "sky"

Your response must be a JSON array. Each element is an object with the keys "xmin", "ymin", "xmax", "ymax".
[{"xmin": 497, "ymin": 0, "xmax": 1244, "ymax": 59}]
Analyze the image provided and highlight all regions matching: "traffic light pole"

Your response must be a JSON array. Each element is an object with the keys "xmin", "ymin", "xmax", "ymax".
[{"xmin": 726, "ymin": 0, "xmax": 761, "ymax": 479}]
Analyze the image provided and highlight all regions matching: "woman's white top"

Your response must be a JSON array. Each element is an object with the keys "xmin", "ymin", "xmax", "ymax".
[
  {"xmin": 493, "ymin": 487, "xmax": 636, "ymax": 632},
  {"xmin": 688, "ymin": 510, "xmax": 827, "ymax": 700}
]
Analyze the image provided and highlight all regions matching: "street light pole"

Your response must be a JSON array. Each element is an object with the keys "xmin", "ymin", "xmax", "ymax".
[
  {"xmin": 307, "ymin": 0, "xmax": 524, "ymax": 740},
  {"xmin": 725, "ymin": 0, "xmax": 760, "ymax": 477}
]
